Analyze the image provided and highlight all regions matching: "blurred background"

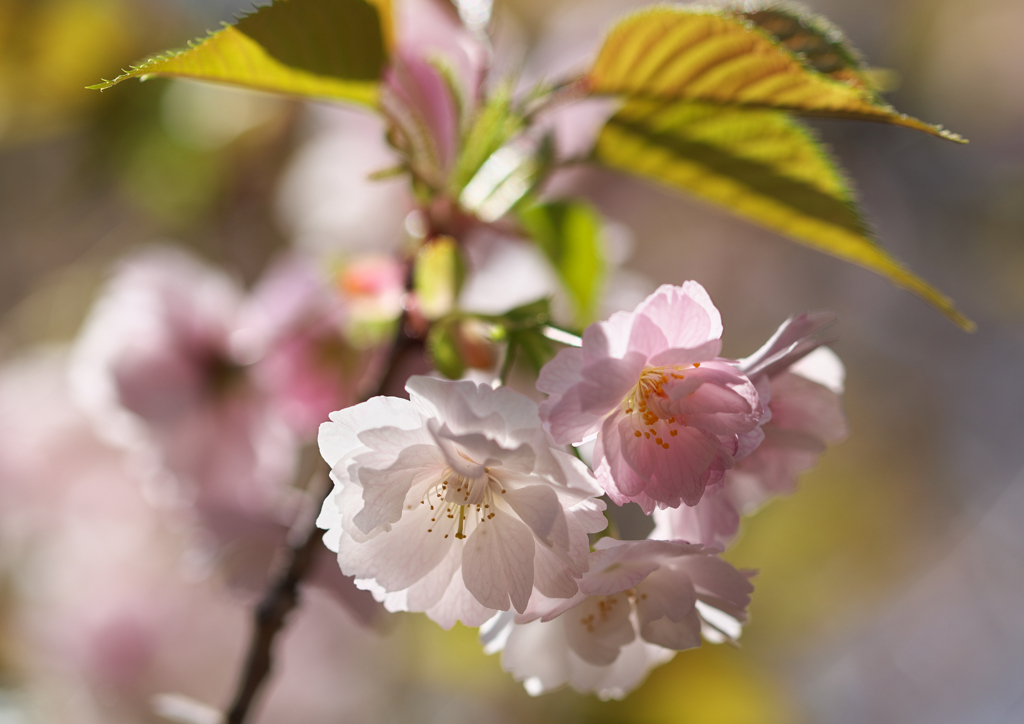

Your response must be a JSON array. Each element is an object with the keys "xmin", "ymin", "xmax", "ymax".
[{"xmin": 0, "ymin": 0, "xmax": 1022, "ymax": 722}]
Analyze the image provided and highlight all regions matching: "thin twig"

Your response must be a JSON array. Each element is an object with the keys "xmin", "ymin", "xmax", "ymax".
[{"xmin": 224, "ymin": 317, "xmax": 419, "ymax": 724}]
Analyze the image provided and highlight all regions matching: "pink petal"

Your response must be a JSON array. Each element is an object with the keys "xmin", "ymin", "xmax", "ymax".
[
  {"xmin": 633, "ymin": 282, "xmax": 723, "ymax": 350},
  {"xmin": 651, "ymin": 484, "xmax": 741, "ymax": 549},
  {"xmin": 739, "ymin": 311, "xmax": 838, "ymax": 380},
  {"xmin": 635, "ymin": 567, "xmax": 701, "ymax": 650},
  {"xmin": 536, "ymin": 347, "xmax": 585, "ymax": 397},
  {"xmin": 563, "ymin": 592, "xmax": 635, "ymax": 665},
  {"xmin": 617, "ymin": 416, "xmax": 721, "ymax": 508}
]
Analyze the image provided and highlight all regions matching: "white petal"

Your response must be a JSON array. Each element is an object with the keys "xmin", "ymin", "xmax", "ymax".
[
  {"xmin": 405, "ymin": 544, "xmax": 462, "ymax": 612},
  {"xmin": 570, "ymin": 635, "xmax": 675, "ymax": 700},
  {"xmin": 790, "ymin": 346, "xmax": 845, "ymax": 394},
  {"xmin": 353, "ymin": 443, "xmax": 446, "ymax": 533},
  {"xmin": 499, "ymin": 618, "xmax": 572, "ymax": 695},
  {"xmin": 316, "ymin": 486, "xmax": 344, "ymax": 552},
  {"xmin": 318, "ymin": 396, "xmax": 422, "ymax": 467},
  {"xmin": 532, "ymin": 541, "xmax": 580, "ymax": 599},
  {"xmin": 462, "ymin": 508, "xmax": 535, "ymax": 612},
  {"xmin": 501, "ymin": 484, "xmax": 561, "ymax": 544},
  {"xmin": 336, "ymin": 499, "xmax": 454, "ymax": 591},
  {"xmin": 425, "ymin": 564, "xmax": 499, "ymax": 629}
]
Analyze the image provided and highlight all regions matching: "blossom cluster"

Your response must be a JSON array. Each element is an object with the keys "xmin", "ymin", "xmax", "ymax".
[
  {"xmin": 0, "ymin": 0, "xmax": 853, "ymax": 714},
  {"xmin": 317, "ymin": 282, "xmax": 846, "ymax": 698}
]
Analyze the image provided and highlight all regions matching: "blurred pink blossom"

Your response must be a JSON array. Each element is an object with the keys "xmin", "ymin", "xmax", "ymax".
[
  {"xmin": 68, "ymin": 246, "xmax": 381, "ymax": 619},
  {"xmin": 0, "ymin": 350, "xmax": 387, "ymax": 724}
]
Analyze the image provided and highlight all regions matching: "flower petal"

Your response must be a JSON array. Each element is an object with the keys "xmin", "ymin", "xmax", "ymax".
[
  {"xmin": 634, "ymin": 282, "xmax": 723, "ymax": 349},
  {"xmin": 617, "ymin": 416, "xmax": 722, "ymax": 508},
  {"xmin": 563, "ymin": 593, "xmax": 635, "ymax": 665},
  {"xmin": 501, "ymin": 484, "xmax": 562, "ymax": 545},
  {"xmin": 634, "ymin": 567, "xmax": 701, "ymax": 650},
  {"xmin": 336, "ymin": 499, "xmax": 454, "ymax": 592},
  {"xmin": 462, "ymin": 508, "xmax": 536, "ymax": 613},
  {"xmin": 425, "ymin": 564, "xmax": 500, "ymax": 629},
  {"xmin": 353, "ymin": 444, "xmax": 446, "ymax": 534},
  {"xmin": 319, "ymin": 396, "xmax": 422, "ymax": 467}
]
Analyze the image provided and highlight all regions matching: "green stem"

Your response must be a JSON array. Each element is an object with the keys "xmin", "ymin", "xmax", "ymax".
[{"xmin": 499, "ymin": 339, "xmax": 518, "ymax": 385}]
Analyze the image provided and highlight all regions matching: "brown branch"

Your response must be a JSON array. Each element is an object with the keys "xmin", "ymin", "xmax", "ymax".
[{"xmin": 224, "ymin": 317, "xmax": 422, "ymax": 724}]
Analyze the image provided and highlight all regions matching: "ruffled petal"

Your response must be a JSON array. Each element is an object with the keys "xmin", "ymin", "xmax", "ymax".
[
  {"xmin": 319, "ymin": 396, "xmax": 423, "ymax": 467},
  {"xmin": 353, "ymin": 444, "xmax": 446, "ymax": 533},
  {"xmin": 633, "ymin": 282, "xmax": 723, "ymax": 349}
]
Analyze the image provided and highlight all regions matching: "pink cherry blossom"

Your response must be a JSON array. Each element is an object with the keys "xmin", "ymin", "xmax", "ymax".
[
  {"xmin": 653, "ymin": 313, "xmax": 849, "ymax": 548},
  {"xmin": 240, "ymin": 254, "xmax": 373, "ymax": 438},
  {"xmin": 0, "ymin": 350, "xmax": 387, "ymax": 724},
  {"xmin": 70, "ymin": 246, "xmax": 296, "ymax": 516},
  {"xmin": 538, "ymin": 283, "xmax": 763, "ymax": 512},
  {"xmin": 317, "ymin": 377, "xmax": 607, "ymax": 628},
  {"xmin": 482, "ymin": 537, "xmax": 753, "ymax": 698},
  {"xmin": 68, "ymin": 246, "xmax": 382, "ymax": 619}
]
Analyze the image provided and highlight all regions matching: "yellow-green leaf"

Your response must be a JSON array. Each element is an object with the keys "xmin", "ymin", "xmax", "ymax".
[
  {"xmin": 90, "ymin": 0, "xmax": 392, "ymax": 107},
  {"xmin": 587, "ymin": 6, "xmax": 964, "ymax": 142},
  {"xmin": 596, "ymin": 99, "xmax": 973, "ymax": 330}
]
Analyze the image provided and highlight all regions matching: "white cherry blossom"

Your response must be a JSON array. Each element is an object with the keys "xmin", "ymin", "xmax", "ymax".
[
  {"xmin": 317, "ymin": 377, "xmax": 606, "ymax": 628},
  {"xmin": 482, "ymin": 538, "xmax": 753, "ymax": 698}
]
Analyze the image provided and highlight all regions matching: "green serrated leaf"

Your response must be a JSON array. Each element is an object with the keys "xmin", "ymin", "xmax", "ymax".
[
  {"xmin": 595, "ymin": 98, "xmax": 973, "ymax": 330},
  {"xmin": 587, "ymin": 5, "xmax": 965, "ymax": 143},
  {"xmin": 518, "ymin": 200, "xmax": 606, "ymax": 326},
  {"xmin": 90, "ymin": 0, "xmax": 392, "ymax": 107},
  {"xmin": 450, "ymin": 84, "xmax": 523, "ymax": 194},
  {"xmin": 427, "ymin": 319, "xmax": 466, "ymax": 380}
]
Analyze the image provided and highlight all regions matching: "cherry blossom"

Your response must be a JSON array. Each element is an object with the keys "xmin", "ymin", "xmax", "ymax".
[
  {"xmin": 317, "ymin": 376, "xmax": 606, "ymax": 628},
  {"xmin": 0, "ymin": 351, "xmax": 386, "ymax": 724},
  {"xmin": 653, "ymin": 313, "xmax": 848, "ymax": 548},
  {"xmin": 538, "ymin": 283, "xmax": 763, "ymax": 512},
  {"xmin": 482, "ymin": 537, "xmax": 753, "ymax": 698},
  {"xmin": 70, "ymin": 246, "xmax": 295, "ymax": 517},
  {"xmin": 68, "ymin": 246, "xmax": 380, "ymax": 618},
  {"xmin": 240, "ymin": 254, "xmax": 374, "ymax": 438}
]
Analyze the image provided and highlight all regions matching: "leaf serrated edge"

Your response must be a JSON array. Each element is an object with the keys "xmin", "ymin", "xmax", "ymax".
[
  {"xmin": 588, "ymin": 4, "xmax": 968, "ymax": 144},
  {"xmin": 87, "ymin": 25, "xmax": 230, "ymax": 90}
]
